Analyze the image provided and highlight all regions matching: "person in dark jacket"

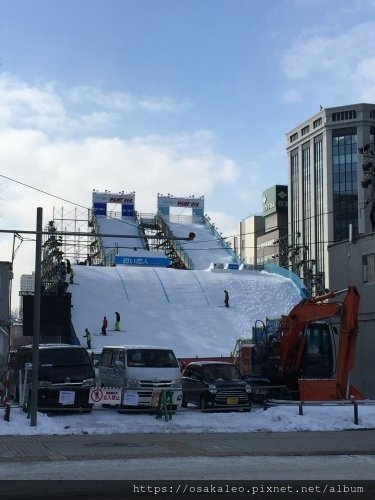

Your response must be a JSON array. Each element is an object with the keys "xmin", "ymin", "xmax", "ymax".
[
  {"xmin": 66, "ymin": 258, "xmax": 71, "ymax": 274},
  {"xmin": 224, "ymin": 290, "xmax": 230, "ymax": 308},
  {"xmin": 83, "ymin": 328, "xmax": 92, "ymax": 349},
  {"xmin": 101, "ymin": 316, "xmax": 108, "ymax": 335},
  {"xmin": 115, "ymin": 311, "xmax": 121, "ymax": 331}
]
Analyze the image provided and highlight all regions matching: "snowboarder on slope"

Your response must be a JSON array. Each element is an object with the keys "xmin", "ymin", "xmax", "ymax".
[
  {"xmin": 115, "ymin": 311, "xmax": 121, "ymax": 331},
  {"xmin": 101, "ymin": 316, "xmax": 108, "ymax": 335},
  {"xmin": 224, "ymin": 290, "xmax": 230, "ymax": 308}
]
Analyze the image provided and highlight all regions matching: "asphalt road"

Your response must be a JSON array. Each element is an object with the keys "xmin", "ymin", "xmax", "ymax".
[{"xmin": 0, "ymin": 430, "xmax": 374, "ymax": 499}]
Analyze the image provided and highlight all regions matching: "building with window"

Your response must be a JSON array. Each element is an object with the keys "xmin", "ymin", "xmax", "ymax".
[
  {"xmin": 286, "ymin": 103, "xmax": 375, "ymax": 294},
  {"xmin": 19, "ymin": 272, "xmax": 35, "ymax": 318},
  {"xmin": 257, "ymin": 185, "xmax": 288, "ymax": 267},
  {"xmin": 328, "ymin": 232, "xmax": 375, "ymax": 398},
  {"xmin": 231, "ymin": 186, "xmax": 288, "ymax": 267},
  {"xmin": 237, "ymin": 215, "xmax": 265, "ymax": 265}
]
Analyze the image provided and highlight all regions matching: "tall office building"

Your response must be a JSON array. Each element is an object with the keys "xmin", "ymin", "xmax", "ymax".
[{"xmin": 286, "ymin": 103, "xmax": 375, "ymax": 293}]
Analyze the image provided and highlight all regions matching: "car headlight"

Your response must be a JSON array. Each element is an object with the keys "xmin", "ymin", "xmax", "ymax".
[
  {"xmin": 82, "ymin": 378, "xmax": 95, "ymax": 387},
  {"xmin": 245, "ymin": 384, "xmax": 252, "ymax": 394},
  {"xmin": 208, "ymin": 384, "xmax": 217, "ymax": 394},
  {"xmin": 171, "ymin": 379, "xmax": 182, "ymax": 389},
  {"xmin": 125, "ymin": 379, "xmax": 141, "ymax": 389}
]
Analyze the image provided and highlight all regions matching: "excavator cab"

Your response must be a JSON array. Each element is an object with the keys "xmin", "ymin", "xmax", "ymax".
[
  {"xmin": 234, "ymin": 318, "xmax": 338, "ymax": 400},
  {"xmin": 300, "ymin": 322, "xmax": 336, "ymax": 378}
]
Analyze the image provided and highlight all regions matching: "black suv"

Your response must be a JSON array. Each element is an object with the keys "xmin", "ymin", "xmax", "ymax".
[
  {"xmin": 10, "ymin": 344, "xmax": 95, "ymax": 412},
  {"xmin": 181, "ymin": 361, "xmax": 252, "ymax": 411}
]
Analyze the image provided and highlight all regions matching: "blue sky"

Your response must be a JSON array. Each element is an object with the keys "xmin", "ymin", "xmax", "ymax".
[{"xmin": 1, "ymin": 0, "xmax": 375, "ymax": 302}]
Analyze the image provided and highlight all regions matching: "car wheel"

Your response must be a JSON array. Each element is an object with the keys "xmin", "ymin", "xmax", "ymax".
[
  {"xmin": 199, "ymin": 395, "xmax": 207, "ymax": 411},
  {"xmin": 181, "ymin": 397, "xmax": 188, "ymax": 408}
]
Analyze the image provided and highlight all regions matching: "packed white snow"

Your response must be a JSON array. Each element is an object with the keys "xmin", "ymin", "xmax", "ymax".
[
  {"xmin": 2, "ymin": 402, "xmax": 375, "ymax": 436},
  {"xmin": 3, "ymin": 215, "xmax": 373, "ymax": 436},
  {"xmin": 70, "ymin": 265, "xmax": 302, "ymax": 358}
]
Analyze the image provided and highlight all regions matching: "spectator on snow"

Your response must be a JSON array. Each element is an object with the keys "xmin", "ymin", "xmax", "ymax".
[
  {"xmin": 101, "ymin": 316, "xmax": 108, "ymax": 335},
  {"xmin": 83, "ymin": 328, "xmax": 92, "ymax": 349},
  {"xmin": 69, "ymin": 268, "xmax": 75, "ymax": 284},
  {"xmin": 224, "ymin": 290, "xmax": 230, "ymax": 308},
  {"xmin": 66, "ymin": 258, "xmax": 71, "ymax": 274}
]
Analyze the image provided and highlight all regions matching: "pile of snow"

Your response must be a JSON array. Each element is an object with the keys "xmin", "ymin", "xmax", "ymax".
[{"xmin": 2, "ymin": 404, "xmax": 375, "ymax": 436}]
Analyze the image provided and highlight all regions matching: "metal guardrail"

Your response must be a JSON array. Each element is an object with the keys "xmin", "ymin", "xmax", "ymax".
[{"xmin": 263, "ymin": 398, "xmax": 375, "ymax": 425}]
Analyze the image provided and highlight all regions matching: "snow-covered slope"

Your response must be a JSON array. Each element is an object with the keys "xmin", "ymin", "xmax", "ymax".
[
  {"xmin": 70, "ymin": 265, "xmax": 302, "ymax": 358},
  {"xmin": 96, "ymin": 215, "xmax": 146, "ymax": 256},
  {"xmin": 165, "ymin": 217, "xmax": 238, "ymax": 270}
]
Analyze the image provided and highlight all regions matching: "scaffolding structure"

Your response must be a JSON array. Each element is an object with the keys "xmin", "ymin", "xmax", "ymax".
[{"xmin": 51, "ymin": 206, "xmax": 94, "ymax": 264}]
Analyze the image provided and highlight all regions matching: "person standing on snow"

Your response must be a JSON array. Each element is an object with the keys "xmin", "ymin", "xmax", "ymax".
[
  {"xmin": 65, "ymin": 258, "xmax": 72, "ymax": 274},
  {"xmin": 83, "ymin": 328, "xmax": 92, "ymax": 349},
  {"xmin": 115, "ymin": 311, "xmax": 121, "ymax": 331},
  {"xmin": 224, "ymin": 290, "xmax": 230, "ymax": 308},
  {"xmin": 101, "ymin": 316, "xmax": 108, "ymax": 335},
  {"xmin": 69, "ymin": 268, "xmax": 75, "ymax": 284}
]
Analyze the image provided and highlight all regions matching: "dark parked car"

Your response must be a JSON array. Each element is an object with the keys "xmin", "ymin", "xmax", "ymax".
[
  {"xmin": 10, "ymin": 344, "xmax": 95, "ymax": 412},
  {"xmin": 181, "ymin": 361, "xmax": 252, "ymax": 411}
]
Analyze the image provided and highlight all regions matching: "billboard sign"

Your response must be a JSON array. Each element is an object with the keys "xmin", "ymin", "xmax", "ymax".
[
  {"xmin": 157, "ymin": 196, "xmax": 204, "ymax": 210},
  {"xmin": 115, "ymin": 255, "xmax": 171, "ymax": 267},
  {"xmin": 92, "ymin": 192, "xmax": 135, "ymax": 205},
  {"xmin": 262, "ymin": 185, "xmax": 288, "ymax": 216}
]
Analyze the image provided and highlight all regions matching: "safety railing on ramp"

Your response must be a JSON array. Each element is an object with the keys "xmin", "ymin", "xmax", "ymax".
[
  {"xmin": 155, "ymin": 214, "xmax": 194, "ymax": 270},
  {"xmin": 202, "ymin": 215, "xmax": 241, "ymax": 264}
]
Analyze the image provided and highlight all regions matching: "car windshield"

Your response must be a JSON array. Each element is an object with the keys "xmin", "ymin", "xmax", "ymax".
[
  {"xmin": 202, "ymin": 364, "xmax": 241, "ymax": 381},
  {"xmin": 127, "ymin": 349, "xmax": 179, "ymax": 368},
  {"xmin": 39, "ymin": 348, "xmax": 91, "ymax": 367}
]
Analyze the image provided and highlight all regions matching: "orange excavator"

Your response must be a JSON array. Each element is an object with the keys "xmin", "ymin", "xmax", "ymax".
[{"xmin": 234, "ymin": 286, "xmax": 364, "ymax": 401}]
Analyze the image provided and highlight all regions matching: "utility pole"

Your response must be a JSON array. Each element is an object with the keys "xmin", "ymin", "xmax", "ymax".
[{"xmin": 30, "ymin": 208, "xmax": 42, "ymax": 427}]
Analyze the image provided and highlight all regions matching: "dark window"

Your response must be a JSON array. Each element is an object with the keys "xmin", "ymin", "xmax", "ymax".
[
  {"xmin": 101, "ymin": 350, "xmax": 114, "ymax": 368},
  {"xmin": 363, "ymin": 253, "xmax": 375, "ymax": 283},
  {"xmin": 189, "ymin": 366, "xmax": 201, "ymax": 379},
  {"xmin": 332, "ymin": 110, "xmax": 356, "ymax": 122},
  {"xmin": 39, "ymin": 348, "xmax": 90, "ymax": 367},
  {"xmin": 302, "ymin": 324, "xmax": 334, "ymax": 377},
  {"xmin": 290, "ymin": 132, "xmax": 298, "ymax": 143},
  {"xmin": 332, "ymin": 128, "xmax": 358, "ymax": 242},
  {"xmin": 126, "ymin": 349, "xmax": 178, "ymax": 367},
  {"xmin": 202, "ymin": 364, "xmax": 241, "ymax": 381},
  {"xmin": 313, "ymin": 117, "xmax": 322, "ymax": 128}
]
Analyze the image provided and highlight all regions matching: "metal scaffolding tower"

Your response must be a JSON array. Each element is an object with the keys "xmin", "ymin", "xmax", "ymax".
[{"xmin": 51, "ymin": 206, "xmax": 93, "ymax": 264}]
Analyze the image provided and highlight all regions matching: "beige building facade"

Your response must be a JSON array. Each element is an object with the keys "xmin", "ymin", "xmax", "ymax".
[{"xmin": 286, "ymin": 103, "xmax": 375, "ymax": 294}]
